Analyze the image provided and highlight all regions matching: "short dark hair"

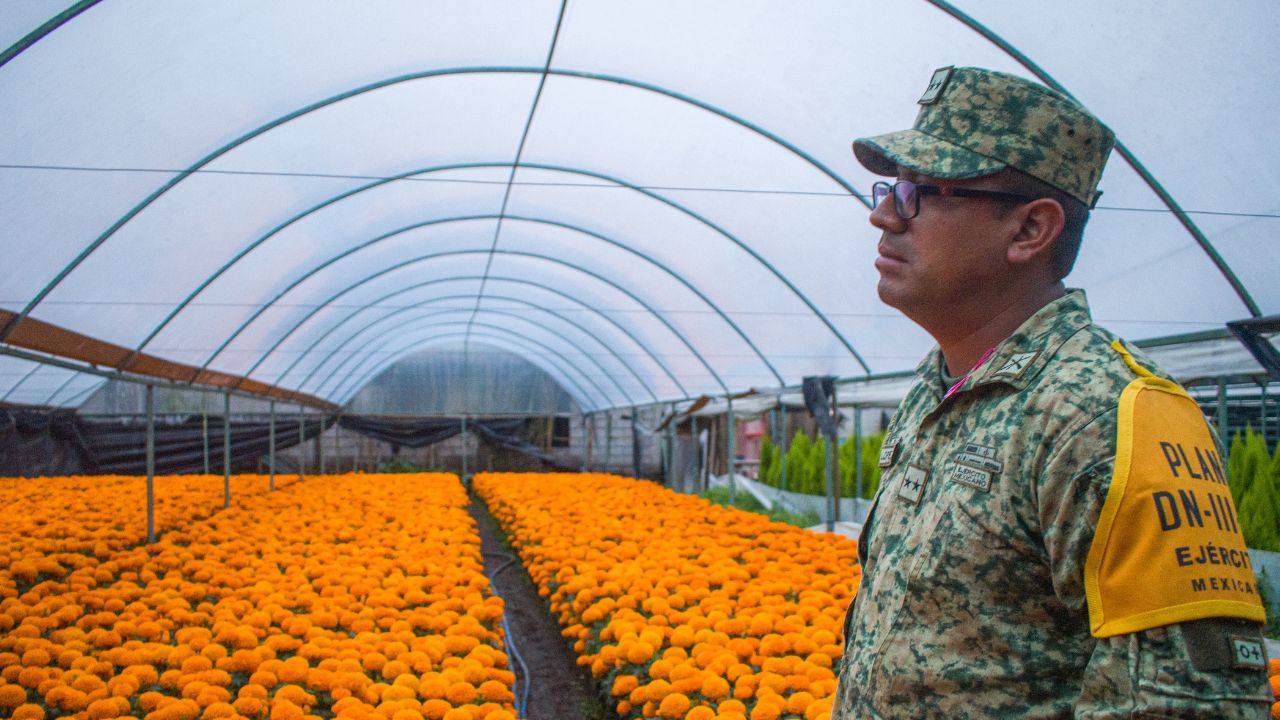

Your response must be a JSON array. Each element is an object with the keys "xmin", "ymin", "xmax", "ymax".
[{"xmin": 991, "ymin": 168, "xmax": 1091, "ymax": 281}]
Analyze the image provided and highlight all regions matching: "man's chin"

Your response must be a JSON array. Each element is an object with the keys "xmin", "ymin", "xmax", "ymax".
[{"xmin": 876, "ymin": 279, "xmax": 907, "ymax": 311}]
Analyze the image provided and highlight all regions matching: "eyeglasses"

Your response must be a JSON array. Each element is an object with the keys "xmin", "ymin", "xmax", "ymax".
[{"xmin": 871, "ymin": 180, "xmax": 1037, "ymax": 220}]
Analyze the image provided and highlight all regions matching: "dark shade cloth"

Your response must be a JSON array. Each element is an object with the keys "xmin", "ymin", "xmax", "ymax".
[
  {"xmin": 802, "ymin": 375, "xmax": 838, "ymax": 439},
  {"xmin": 336, "ymin": 415, "xmax": 464, "ymax": 449},
  {"xmin": 76, "ymin": 415, "xmax": 331, "ymax": 475},
  {"xmin": 0, "ymin": 403, "xmax": 331, "ymax": 476},
  {"xmin": 1, "ymin": 406, "xmax": 578, "ymax": 476},
  {"xmin": 469, "ymin": 419, "xmax": 579, "ymax": 471},
  {"xmin": 0, "ymin": 406, "xmax": 87, "ymax": 476}
]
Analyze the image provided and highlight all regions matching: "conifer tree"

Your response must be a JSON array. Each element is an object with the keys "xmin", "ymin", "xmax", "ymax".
[{"xmin": 785, "ymin": 431, "xmax": 810, "ymax": 495}]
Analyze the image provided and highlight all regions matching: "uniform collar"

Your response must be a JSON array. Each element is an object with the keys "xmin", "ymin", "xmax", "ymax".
[{"xmin": 915, "ymin": 288, "xmax": 1093, "ymax": 399}]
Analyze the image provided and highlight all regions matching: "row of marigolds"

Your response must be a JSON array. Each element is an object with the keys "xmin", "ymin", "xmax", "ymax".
[
  {"xmin": 474, "ymin": 473, "xmax": 861, "ymax": 720},
  {"xmin": 0, "ymin": 474, "xmax": 517, "ymax": 720},
  {"xmin": 1, "ymin": 474, "xmax": 305, "ymax": 588}
]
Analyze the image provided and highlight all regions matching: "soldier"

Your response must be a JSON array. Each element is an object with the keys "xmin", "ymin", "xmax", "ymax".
[{"xmin": 833, "ymin": 66, "xmax": 1272, "ymax": 718}]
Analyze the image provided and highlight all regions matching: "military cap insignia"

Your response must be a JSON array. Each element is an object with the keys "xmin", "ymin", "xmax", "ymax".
[{"xmin": 918, "ymin": 66, "xmax": 954, "ymax": 105}]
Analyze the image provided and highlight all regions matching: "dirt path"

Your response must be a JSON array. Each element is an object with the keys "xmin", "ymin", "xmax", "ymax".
[{"xmin": 468, "ymin": 494, "xmax": 604, "ymax": 720}]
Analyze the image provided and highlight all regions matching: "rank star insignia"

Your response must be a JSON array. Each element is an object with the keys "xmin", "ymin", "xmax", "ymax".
[{"xmin": 898, "ymin": 465, "xmax": 928, "ymax": 505}]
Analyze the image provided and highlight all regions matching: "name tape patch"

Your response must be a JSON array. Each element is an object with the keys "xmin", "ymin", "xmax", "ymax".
[
  {"xmin": 945, "ymin": 462, "xmax": 992, "ymax": 492},
  {"xmin": 898, "ymin": 465, "xmax": 927, "ymax": 505},
  {"xmin": 878, "ymin": 437, "xmax": 900, "ymax": 468}
]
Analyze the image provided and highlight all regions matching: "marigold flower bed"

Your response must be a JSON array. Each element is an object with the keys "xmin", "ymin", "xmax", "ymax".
[
  {"xmin": 474, "ymin": 472, "xmax": 861, "ymax": 720},
  {"xmin": 0, "ymin": 474, "xmax": 302, "ymax": 591},
  {"xmin": 0, "ymin": 473, "xmax": 516, "ymax": 720}
]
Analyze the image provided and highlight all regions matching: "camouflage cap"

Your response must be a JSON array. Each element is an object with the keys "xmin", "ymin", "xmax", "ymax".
[{"xmin": 853, "ymin": 66, "xmax": 1115, "ymax": 207}]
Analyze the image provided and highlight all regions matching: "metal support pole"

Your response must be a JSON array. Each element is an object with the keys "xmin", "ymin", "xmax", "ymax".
[
  {"xmin": 332, "ymin": 416, "xmax": 340, "ymax": 474},
  {"xmin": 666, "ymin": 403, "xmax": 677, "ymax": 488},
  {"xmin": 854, "ymin": 406, "xmax": 864, "ymax": 520},
  {"xmin": 318, "ymin": 415, "xmax": 326, "ymax": 474},
  {"xmin": 604, "ymin": 413, "xmax": 613, "ymax": 473},
  {"xmin": 691, "ymin": 415, "xmax": 701, "ymax": 491},
  {"xmin": 200, "ymin": 391, "xmax": 210, "ymax": 475},
  {"xmin": 461, "ymin": 416, "xmax": 468, "ymax": 479},
  {"xmin": 727, "ymin": 396, "xmax": 736, "ymax": 505},
  {"xmin": 632, "ymin": 407, "xmax": 641, "ymax": 479},
  {"xmin": 580, "ymin": 414, "xmax": 588, "ymax": 472},
  {"xmin": 829, "ymin": 383, "xmax": 840, "ymax": 526},
  {"xmin": 297, "ymin": 404, "xmax": 305, "ymax": 481},
  {"xmin": 223, "ymin": 391, "xmax": 231, "ymax": 508},
  {"xmin": 780, "ymin": 405, "xmax": 789, "ymax": 493},
  {"xmin": 1217, "ymin": 378, "xmax": 1228, "ymax": 455},
  {"xmin": 268, "ymin": 400, "xmax": 276, "ymax": 493},
  {"xmin": 1260, "ymin": 382, "xmax": 1268, "ymax": 443},
  {"xmin": 145, "ymin": 384, "xmax": 155, "ymax": 545}
]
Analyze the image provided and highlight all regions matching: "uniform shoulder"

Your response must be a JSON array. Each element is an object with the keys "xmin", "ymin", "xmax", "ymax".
[{"xmin": 1037, "ymin": 322, "xmax": 1180, "ymax": 413}]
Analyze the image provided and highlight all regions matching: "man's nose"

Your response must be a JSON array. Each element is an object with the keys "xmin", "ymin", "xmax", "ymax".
[{"xmin": 869, "ymin": 192, "xmax": 906, "ymax": 233}]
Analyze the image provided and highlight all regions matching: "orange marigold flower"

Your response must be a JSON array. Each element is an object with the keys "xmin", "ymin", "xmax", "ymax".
[
  {"xmin": 700, "ymin": 675, "xmax": 730, "ymax": 700},
  {"xmin": 657, "ymin": 692, "xmax": 691, "ymax": 718},
  {"xmin": 0, "ymin": 685, "xmax": 27, "ymax": 708},
  {"xmin": 269, "ymin": 699, "xmax": 304, "ymax": 720},
  {"xmin": 12, "ymin": 704, "xmax": 45, "ymax": 720},
  {"xmin": 445, "ymin": 681, "xmax": 476, "ymax": 705},
  {"xmin": 476, "ymin": 680, "xmax": 512, "ymax": 702},
  {"xmin": 233, "ymin": 696, "xmax": 265, "ymax": 718},
  {"xmin": 611, "ymin": 675, "xmax": 638, "ymax": 697},
  {"xmin": 419, "ymin": 698, "xmax": 451, "ymax": 720}
]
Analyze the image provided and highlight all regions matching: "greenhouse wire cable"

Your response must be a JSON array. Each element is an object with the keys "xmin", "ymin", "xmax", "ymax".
[
  {"xmin": 1, "ymin": 163, "xmax": 1273, "ymax": 218},
  {"xmin": 483, "ymin": 550, "xmax": 531, "ymax": 718}
]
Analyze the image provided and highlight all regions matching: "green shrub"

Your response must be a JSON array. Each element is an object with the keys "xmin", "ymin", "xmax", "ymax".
[{"xmin": 1226, "ymin": 428, "xmax": 1280, "ymax": 552}]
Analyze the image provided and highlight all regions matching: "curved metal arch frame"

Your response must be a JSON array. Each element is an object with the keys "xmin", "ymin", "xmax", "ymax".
[
  {"xmin": 277, "ymin": 289, "xmax": 660, "ymax": 404},
  {"xmin": 204, "ymin": 215, "xmax": 763, "ymax": 389},
  {"xmin": 5, "ymin": 68, "xmax": 868, "ymax": 374},
  {"xmin": 133, "ymin": 162, "xmax": 847, "ymax": 382},
  {"xmin": 304, "ymin": 295, "xmax": 650, "ymax": 406},
  {"xmin": 238, "ymin": 246, "xmax": 729, "ymax": 395},
  {"xmin": 0, "ymin": 362, "xmax": 44, "ymax": 403},
  {"xmin": 329, "ymin": 321, "xmax": 609, "ymax": 409},
  {"xmin": 41, "ymin": 370, "xmax": 85, "ymax": 408},
  {"xmin": 928, "ymin": 0, "xmax": 1260, "ymax": 318},
  {"xmin": 336, "ymin": 331, "xmax": 594, "ymax": 412},
  {"xmin": 56, "ymin": 377, "xmax": 107, "ymax": 410},
  {"xmin": 265, "ymin": 274, "xmax": 688, "ymax": 398},
  {"xmin": 0, "ymin": 0, "xmax": 103, "ymax": 69}
]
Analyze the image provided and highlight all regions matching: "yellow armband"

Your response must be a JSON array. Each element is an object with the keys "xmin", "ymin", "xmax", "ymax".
[{"xmin": 1084, "ymin": 342, "xmax": 1265, "ymax": 637}]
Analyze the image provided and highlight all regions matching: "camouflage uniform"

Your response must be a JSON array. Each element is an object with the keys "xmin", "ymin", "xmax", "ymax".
[
  {"xmin": 834, "ymin": 68, "xmax": 1271, "ymax": 718},
  {"xmin": 832, "ymin": 290, "xmax": 1271, "ymax": 718}
]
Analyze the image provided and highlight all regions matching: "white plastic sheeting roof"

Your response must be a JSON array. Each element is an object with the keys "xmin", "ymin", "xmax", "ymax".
[{"xmin": 2, "ymin": 1, "xmax": 1277, "ymax": 412}]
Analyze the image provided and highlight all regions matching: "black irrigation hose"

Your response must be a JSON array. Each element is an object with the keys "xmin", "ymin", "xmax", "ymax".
[{"xmin": 483, "ymin": 550, "xmax": 532, "ymax": 719}]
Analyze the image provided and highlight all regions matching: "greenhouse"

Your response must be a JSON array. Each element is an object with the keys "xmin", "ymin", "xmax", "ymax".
[{"xmin": 2, "ymin": 2, "xmax": 1279, "ymax": 719}]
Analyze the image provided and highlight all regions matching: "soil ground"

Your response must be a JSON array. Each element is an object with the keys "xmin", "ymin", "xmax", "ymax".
[{"xmin": 468, "ymin": 494, "xmax": 606, "ymax": 720}]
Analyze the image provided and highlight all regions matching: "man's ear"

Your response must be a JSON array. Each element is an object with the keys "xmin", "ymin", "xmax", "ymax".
[{"xmin": 1007, "ymin": 197, "xmax": 1065, "ymax": 266}]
